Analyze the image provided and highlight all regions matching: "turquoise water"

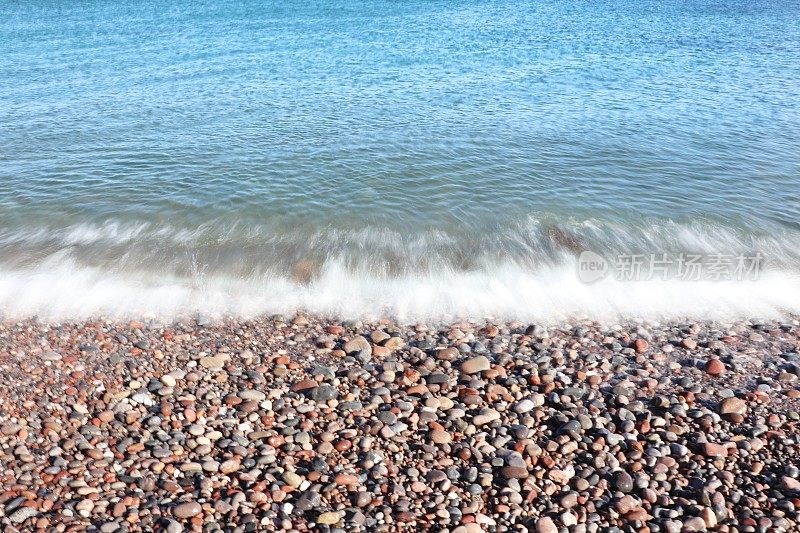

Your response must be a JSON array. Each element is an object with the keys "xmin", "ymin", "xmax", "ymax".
[{"xmin": 1, "ymin": 0, "xmax": 800, "ymax": 320}]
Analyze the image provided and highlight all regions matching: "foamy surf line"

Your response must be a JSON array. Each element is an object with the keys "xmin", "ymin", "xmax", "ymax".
[{"xmin": 1, "ymin": 260, "xmax": 799, "ymax": 323}]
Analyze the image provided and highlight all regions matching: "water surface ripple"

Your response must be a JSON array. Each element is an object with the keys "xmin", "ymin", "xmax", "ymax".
[{"xmin": 1, "ymin": 0, "xmax": 799, "ymax": 320}]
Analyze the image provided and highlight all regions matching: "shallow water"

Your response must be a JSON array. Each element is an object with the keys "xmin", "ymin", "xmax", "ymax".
[{"xmin": 1, "ymin": 0, "xmax": 800, "ymax": 321}]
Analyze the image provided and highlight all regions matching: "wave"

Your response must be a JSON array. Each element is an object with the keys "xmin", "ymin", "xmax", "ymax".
[
  {"xmin": 0, "ymin": 256, "xmax": 798, "ymax": 322},
  {"xmin": 0, "ymin": 217, "xmax": 798, "ymax": 321}
]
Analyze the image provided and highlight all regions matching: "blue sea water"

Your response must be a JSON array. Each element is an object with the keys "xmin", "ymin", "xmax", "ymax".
[{"xmin": 1, "ymin": 0, "xmax": 799, "ymax": 320}]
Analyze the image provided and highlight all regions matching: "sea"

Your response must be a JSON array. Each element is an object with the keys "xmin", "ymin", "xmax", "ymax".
[{"xmin": 1, "ymin": 0, "xmax": 799, "ymax": 322}]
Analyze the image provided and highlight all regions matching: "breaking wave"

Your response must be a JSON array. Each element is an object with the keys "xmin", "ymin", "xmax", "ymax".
[{"xmin": 1, "ymin": 216, "xmax": 799, "ymax": 322}]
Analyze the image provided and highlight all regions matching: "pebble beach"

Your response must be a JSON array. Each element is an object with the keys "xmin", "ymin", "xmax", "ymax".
[
  {"xmin": 2, "ymin": 315, "xmax": 800, "ymax": 532},
  {"xmin": 4, "ymin": 0, "xmax": 800, "ymax": 532}
]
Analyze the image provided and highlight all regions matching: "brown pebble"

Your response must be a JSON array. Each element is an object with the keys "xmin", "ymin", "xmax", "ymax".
[
  {"xmin": 706, "ymin": 359, "xmax": 726, "ymax": 376},
  {"xmin": 632, "ymin": 339, "xmax": 649, "ymax": 353}
]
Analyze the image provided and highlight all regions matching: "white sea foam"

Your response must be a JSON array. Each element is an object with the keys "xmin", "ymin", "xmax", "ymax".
[
  {"xmin": 0, "ymin": 255, "xmax": 798, "ymax": 323},
  {"xmin": 1, "ymin": 217, "xmax": 799, "ymax": 322}
]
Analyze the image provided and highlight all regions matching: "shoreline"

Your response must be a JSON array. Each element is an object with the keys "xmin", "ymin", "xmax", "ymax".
[{"xmin": 2, "ymin": 314, "xmax": 800, "ymax": 531}]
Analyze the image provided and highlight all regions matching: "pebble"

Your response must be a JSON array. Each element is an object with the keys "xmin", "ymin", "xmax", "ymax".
[
  {"xmin": 461, "ymin": 355, "xmax": 491, "ymax": 374},
  {"xmin": 632, "ymin": 338, "xmax": 649, "ymax": 353},
  {"xmin": 612, "ymin": 470, "xmax": 634, "ymax": 493},
  {"xmin": 719, "ymin": 396, "xmax": 747, "ymax": 416},
  {"xmin": 706, "ymin": 359, "xmax": 726, "ymax": 376},
  {"xmin": 317, "ymin": 511, "xmax": 342, "ymax": 525},
  {"xmin": 430, "ymin": 429, "xmax": 452, "ymax": 444},
  {"xmin": 514, "ymin": 398, "xmax": 536, "ymax": 413},
  {"xmin": 42, "ymin": 351, "xmax": 62, "ymax": 361},
  {"xmin": 536, "ymin": 516, "xmax": 558, "ymax": 533},
  {"xmin": 343, "ymin": 335, "xmax": 372, "ymax": 362},
  {"xmin": 0, "ymin": 316, "xmax": 795, "ymax": 533},
  {"xmin": 239, "ymin": 389, "xmax": 266, "ymax": 401},
  {"xmin": 783, "ymin": 476, "xmax": 800, "ymax": 491},
  {"xmin": 9, "ymin": 507, "xmax": 38, "ymax": 524},
  {"xmin": 310, "ymin": 384, "xmax": 338, "ymax": 402},
  {"xmin": 173, "ymin": 502, "xmax": 202, "ymax": 519},
  {"xmin": 131, "ymin": 392, "xmax": 154, "ymax": 406},
  {"xmin": 199, "ymin": 354, "xmax": 229, "ymax": 369},
  {"xmin": 283, "ymin": 471, "xmax": 303, "ymax": 488},
  {"xmin": 164, "ymin": 519, "xmax": 183, "ymax": 533}
]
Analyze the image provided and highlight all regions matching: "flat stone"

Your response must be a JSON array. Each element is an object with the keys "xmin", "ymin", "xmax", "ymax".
[
  {"xmin": 311, "ymin": 384, "xmax": 338, "ymax": 402},
  {"xmin": 702, "ymin": 443, "xmax": 728, "ymax": 458},
  {"xmin": 1, "ymin": 423, "xmax": 20, "ymax": 435},
  {"xmin": 291, "ymin": 379, "xmax": 317, "ymax": 392},
  {"xmin": 370, "ymin": 330, "xmax": 391, "ymax": 344},
  {"xmin": 536, "ymin": 516, "xmax": 558, "ymax": 533},
  {"xmin": 9, "ymin": 507, "xmax": 38, "ymax": 524},
  {"xmin": 514, "ymin": 398, "xmax": 538, "ymax": 413},
  {"xmin": 42, "ymin": 351, "xmax": 62, "ymax": 361},
  {"xmin": 430, "ymin": 429, "xmax": 452, "ymax": 444},
  {"xmin": 436, "ymin": 347, "xmax": 459, "ymax": 360},
  {"xmin": 220, "ymin": 460, "xmax": 240, "ymax": 474},
  {"xmin": 334, "ymin": 473, "xmax": 358, "ymax": 485},
  {"xmin": 238, "ymin": 390, "xmax": 266, "ymax": 401},
  {"xmin": 283, "ymin": 472, "xmax": 303, "ymax": 488},
  {"xmin": 173, "ymin": 502, "xmax": 202, "ymax": 519},
  {"xmin": 782, "ymin": 476, "xmax": 800, "ymax": 491},
  {"xmin": 473, "ymin": 409, "xmax": 500, "ymax": 425},
  {"xmin": 384, "ymin": 337, "xmax": 405, "ymax": 350},
  {"xmin": 500, "ymin": 466, "xmax": 528, "ymax": 479},
  {"xmin": 199, "ymin": 354, "xmax": 230, "ymax": 369},
  {"xmin": 344, "ymin": 335, "xmax": 370, "ymax": 352},
  {"xmin": 719, "ymin": 397, "xmax": 747, "ymax": 416},
  {"xmin": 461, "ymin": 356, "xmax": 491, "ymax": 374},
  {"xmin": 317, "ymin": 511, "xmax": 342, "ymax": 525}
]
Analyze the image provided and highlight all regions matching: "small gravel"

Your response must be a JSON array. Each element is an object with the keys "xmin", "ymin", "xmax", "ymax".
[{"xmin": 0, "ymin": 315, "xmax": 799, "ymax": 532}]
